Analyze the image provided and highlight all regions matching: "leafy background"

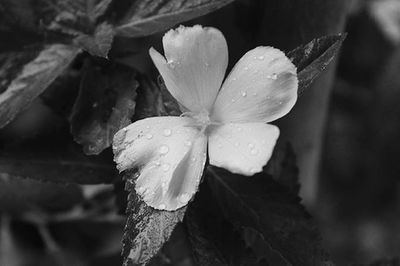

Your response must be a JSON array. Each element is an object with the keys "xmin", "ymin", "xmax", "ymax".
[{"xmin": 0, "ymin": 0, "xmax": 399, "ymax": 266}]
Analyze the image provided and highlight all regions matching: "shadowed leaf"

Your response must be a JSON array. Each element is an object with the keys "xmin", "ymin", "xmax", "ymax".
[
  {"xmin": 185, "ymin": 181, "xmax": 265, "ymax": 266},
  {"xmin": 288, "ymin": 33, "xmax": 347, "ymax": 94},
  {"xmin": 122, "ymin": 174, "xmax": 186, "ymax": 266},
  {"xmin": 206, "ymin": 166, "xmax": 334, "ymax": 266},
  {"xmin": 0, "ymin": 175, "xmax": 83, "ymax": 214},
  {"xmin": 70, "ymin": 61, "xmax": 138, "ymax": 155},
  {"xmin": 0, "ymin": 44, "xmax": 80, "ymax": 128},
  {"xmin": 74, "ymin": 23, "xmax": 115, "ymax": 58},
  {"xmin": 116, "ymin": 0, "xmax": 235, "ymax": 37},
  {"xmin": 0, "ymin": 132, "xmax": 117, "ymax": 184}
]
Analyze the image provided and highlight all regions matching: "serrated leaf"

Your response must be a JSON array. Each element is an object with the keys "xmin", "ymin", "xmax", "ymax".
[
  {"xmin": 74, "ymin": 22, "xmax": 115, "ymax": 58},
  {"xmin": 0, "ymin": 133, "xmax": 117, "ymax": 184},
  {"xmin": 185, "ymin": 182, "xmax": 264, "ymax": 266},
  {"xmin": 115, "ymin": 0, "xmax": 235, "ymax": 38},
  {"xmin": 70, "ymin": 61, "xmax": 138, "ymax": 155},
  {"xmin": 206, "ymin": 166, "xmax": 334, "ymax": 266},
  {"xmin": 0, "ymin": 44, "xmax": 80, "ymax": 128},
  {"xmin": 288, "ymin": 33, "xmax": 347, "ymax": 94},
  {"xmin": 122, "ymin": 175, "xmax": 186, "ymax": 266},
  {"xmin": 0, "ymin": 175, "xmax": 83, "ymax": 214}
]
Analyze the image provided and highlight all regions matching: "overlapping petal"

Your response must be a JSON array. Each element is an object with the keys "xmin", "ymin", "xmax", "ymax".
[
  {"xmin": 208, "ymin": 123, "xmax": 279, "ymax": 175},
  {"xmin": 149, "ymin": 25, "xmax": 228, "ymax": 113},
  {"xmin": 113, "ymin": 117, "xmax": 207, "ymax": 210},
  {"xmin": 211, "ymin": 46, "xmax": 298, "ymax": 123}
]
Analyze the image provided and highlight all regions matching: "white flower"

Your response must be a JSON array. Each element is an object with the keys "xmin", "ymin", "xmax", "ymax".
[{"xmin": 113, "ymin": 25, "xmax": 298, "ymax": 211}]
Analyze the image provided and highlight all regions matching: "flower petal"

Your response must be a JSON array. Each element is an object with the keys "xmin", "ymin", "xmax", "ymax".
[
  {"xmin": 113, "ymin": 116, "xmax": 207, "ymax": 210},
  {"xmin": 149, "ymin": 25, "xmax": 228, "ymax": 113},
  {"xmin": 208, "ymin": 123, "xmax": 279, "ymax": 176},
  {"xmin": 211, "ymin": 46, "xmax": 298, "ymax": 123}
]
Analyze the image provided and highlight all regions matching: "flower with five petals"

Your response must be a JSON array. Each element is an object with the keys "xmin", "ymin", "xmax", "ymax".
[{"xmin": 113, "ymin": 25, "xmax": 298, "ymax": 211}]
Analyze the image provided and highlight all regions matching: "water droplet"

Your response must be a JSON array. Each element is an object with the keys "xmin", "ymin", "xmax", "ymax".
[
  {"xmin": 268, "ymin": 73, "xmax": 278, "ymax": 80},
  {"xmin": 248, "ymin": 143, "xmax": 254, "ymax": 149},
  {"xmin": 146, "ymin": 126, "xmax": 150, "ymax": 129},
  {"xmin": 163, "ymin": 128, "xmax": 172, "ymax": 137},
  {"xmin": 180, "ymin": 193, "xmax": 190, "ymax": 203},
  {"xmin": 162, "ymin": 163, "xmax": 170, "ymax": 171},
  {"xmin": 137, "ymin": 186, "xmax": 146, "ymax": 194},
  {"xmin": 249, "ymin": 168, "xmax": 258, "ymax": 174},
  {"xmin": 250, "ymin": 148, "xmax": 259, "ymax": 155},
  {"xmin": 161, "ymin": 181, "xmax": 167, "ymax": 189},
  {"xmin": 158, "ymin": 204, "xmax": 166, "ymax": 209},
  {"xmin": 167, "ymin": 60, "xmax": 177, "ymax": 69},
  {"xmin": 241, "ymin": 91, "xmax": 247, "ymax": 97},
  {"xmin": 159, "ymin": 145, "xmax": 169, "ymax": 155},
  {"xmin": 232, "ymin": 77, "xmax": 237, "ymax": 81},
  {"xmin": 123, "ymin": 128, "xmax": 128, "ymax": 132},
  {"xmin": 258, "ymin": 55, "xmax": 265, "ymax": 60},
  {"xmin": 244, "ymin": 66, "xmax": 249, "ymax": 71},
  {"xmin": 146, "ymin": 133, "xmax": 153, "ymax": 139},
  {"xmin": 185, "ymin": 140, "xmax": 192, "ymax": 146}
]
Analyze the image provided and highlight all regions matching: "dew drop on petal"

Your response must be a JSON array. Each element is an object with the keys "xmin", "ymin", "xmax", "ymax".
[
  {"xmin": 162, "ymin": 163, "xmax": 170, "ymax": 172},
  {"xmin": 180, "ymin": 193, "xmax": 191, "ymax": 203},
  {"xmin": 159, "ymin": 145, "xmax": 169, "ymax": 155},
  {"xmin": 146, "ymin": 133, "xmax": 153, "ymax": 139},
  {"xmin": 185, "ymin": 140, "xmax": 192, "ymax": 146},
  {"xmin": 163, "ymin": 128, "xmax": 172, "ymax": 137},
  {"xmin": 244, "ymin": 66, "xmax": 249, "ymax": 71},
  {"xmin": 258, "ymin": 55, "xmax": 265, "ymax": 60},
  {"xmin": 158, "ymin": 204, "xmax": 166, "ymax": 209},
  {"xmin": 146, "ymin": 125, "xmax": 150, "ymax": 129},
  {"xmin": 137, "ymin": 186, "xmax": 146, "ymax": 194},
  {"xmin": 250, "ymin": 148, "xmax": 259, "ymax": 155},
  {"xmin": 241, "ymin": 91, "xmax": 247, "ymax": 97}
]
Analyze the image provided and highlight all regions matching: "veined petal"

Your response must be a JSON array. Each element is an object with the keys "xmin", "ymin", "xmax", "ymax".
[
  {"xmin": 149, "ymin": 25, "xmax": 228, "ymax": 113},
  {"xmin": 113, "ymin": 116, "xmax": 207, "ymax": 210},
  {"xmin": 211, "ymin": 46, "xmax": 298, "ymax": 123},
  {"xmin": 208, "ymin": 123, "xmax": 279, "ymax": 176}
]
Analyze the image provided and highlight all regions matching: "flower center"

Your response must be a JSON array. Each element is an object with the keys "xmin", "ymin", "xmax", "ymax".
[{"xmin": 181, "ymin": 109, "xmax": 220, "ymax": 134}]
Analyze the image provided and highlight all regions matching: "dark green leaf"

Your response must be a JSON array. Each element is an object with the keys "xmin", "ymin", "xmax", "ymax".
[
  {"xmin": 265, "ymin": 143, "xmax": 300, "ymax": 195},
  {"xmin": 115, "ymin": 0, "xmax": 235, "ymax": 38},
  {"xmin": 0, "ymin": 175, "xmax": 83, "ymax": 214},
  {"xmin": 0, "ymin": 44, "xmax": 80, "ymax": 128},
  {"xmin": 74, "ymin": 22, "xmax": 115, "ymax": 58},
  {"xmin": 122, "ymin": 174, "xmax": 186, "ymax": 266},
  {"xmin": 288, "ymin": 33, "xmax": 347, "ymax": 94},
  {"xmin": 132, "ymin": 75, "xmax": 180, "ymax": 121},
  {"xmin": 206, "ymin": 166, "xmax": 333, "ymax": 266},
  {"xmin": 0, "ymin": 133, "xmax": 117, "ymax": 184},
  {"xmin": 185, "ymin": 181, "xmax": 265, "ymax": 266},
  {"xmin": 70, "ymin": 60, "xmax": 138, "ymax": 155}
]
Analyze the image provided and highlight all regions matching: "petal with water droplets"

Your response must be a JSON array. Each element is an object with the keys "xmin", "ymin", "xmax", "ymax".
[
  {"xmin": 113, "ymin": 116, "xmax": 207, "ymax": 210},
  {"xmin": 208, "ymin": 123, "xmax": 279, "ymax": 176},
  {"xmin": 211, "ymin": 46, "xmax": 298, "ymax": 123},
  {"xmin": 149, "ymin": 25, "xmax": 228, "ymax": 113}
]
